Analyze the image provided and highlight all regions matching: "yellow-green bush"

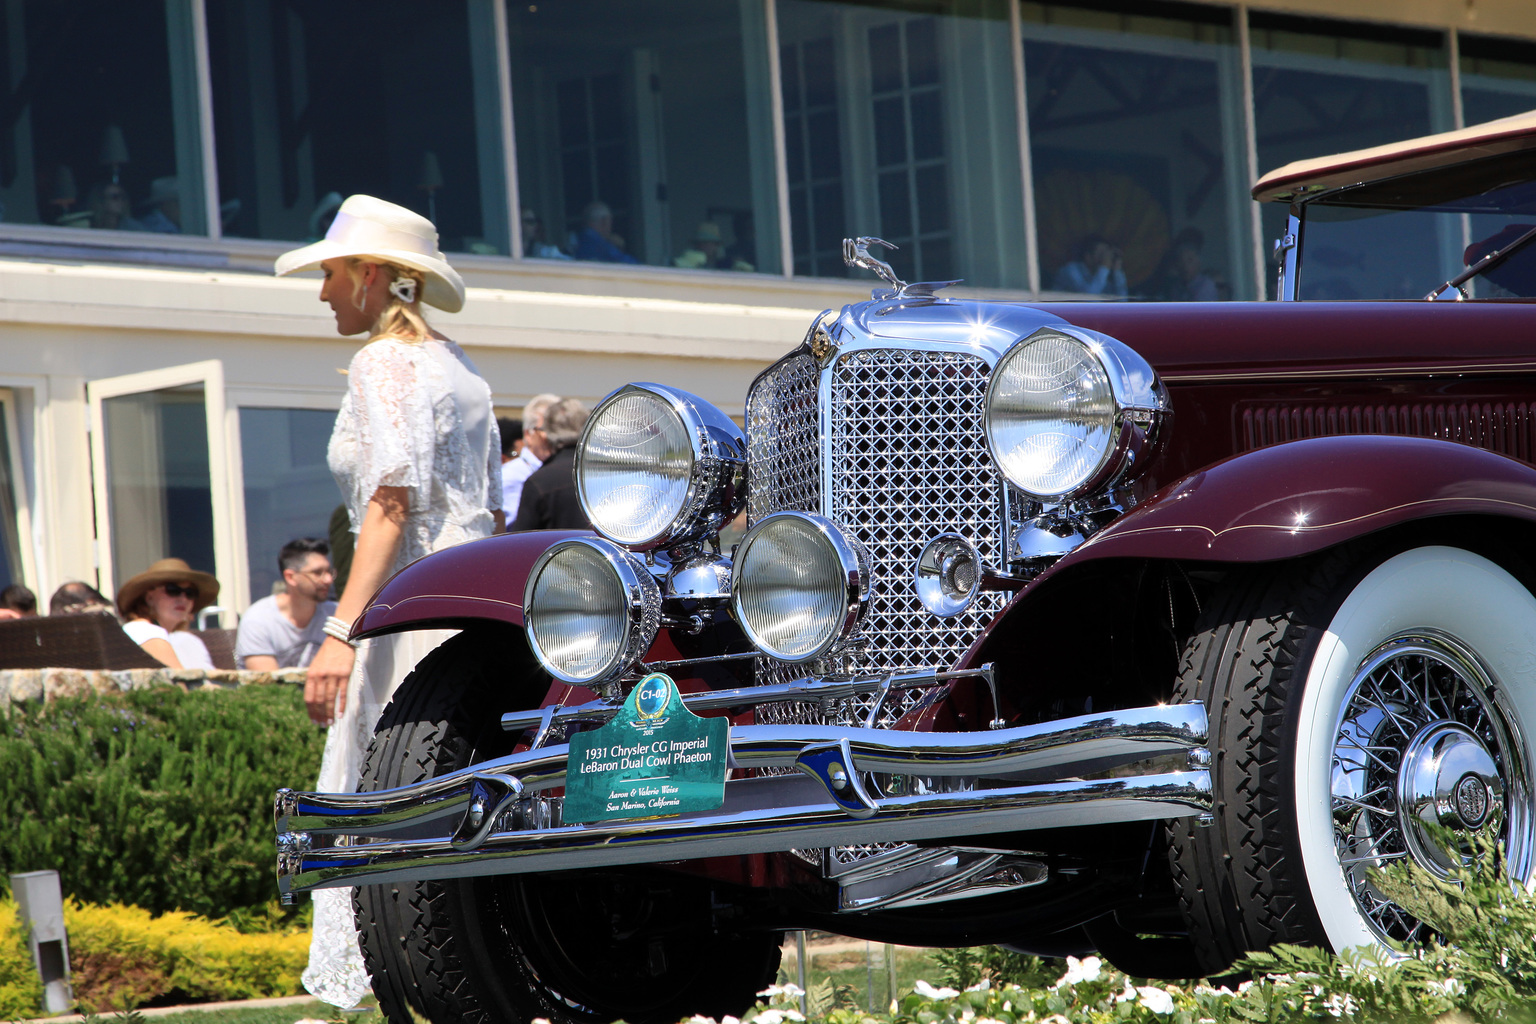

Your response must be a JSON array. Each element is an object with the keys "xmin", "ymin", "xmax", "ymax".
[
  {"xmin": 0, "ymin": 899, "xmax": 44, "ymax": 1019},
  {"xmin": 64, "ymin": 900, "xmax": 308, "ymax": 1012}
]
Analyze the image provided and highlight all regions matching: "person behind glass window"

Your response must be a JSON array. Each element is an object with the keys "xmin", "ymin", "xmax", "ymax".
[
  {"xmin": 1053, "ymin": 235, "xmax": 1127, "ymax": 297},
  {"xmin": 49, "ymin": 581, "xmax": 114, "ymax": 616},
  {"xmin": 273, "ymin": 193, "xmax": 502, "ymax": 1010},
  {"xmin": 572, "ymin": 200, "xmax": 637, "ymax": 263},
  {"xmin": 116, "ymin": 558, "xmax": 218, "ymax": 670},
  {"xmin": 236, "ymin": 538, "xmax": 339, "ymax": 671},
  {"xmin": 138, "ymin": 177, "xmax": 181, "ymax": 233},
  {"xmin": 1171, "ymin": 242, "xmax": 1218, "ymax": 302},
  {"xmin": 85, "ymin": 182, "xmax": 144, "ymax": 231},
  {"xmin": 503, "ymin": 393, "xmax": 558, "ymax": 519},
  {"xmin": 511, "ymin": 396, "xmax": 593, "ymax": 531},
  {"xmin": 674, "ymin": 220, "xmax": 753, "ymax": 272},
  {"xmin": 521, "ymin": 208, "xmax": 571, "ymax": 259}
]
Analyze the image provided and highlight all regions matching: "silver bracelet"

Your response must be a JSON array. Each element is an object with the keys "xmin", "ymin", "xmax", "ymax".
[{"xmin": 323, "ymin": 615, "xmax": 356, "ymax": 647}]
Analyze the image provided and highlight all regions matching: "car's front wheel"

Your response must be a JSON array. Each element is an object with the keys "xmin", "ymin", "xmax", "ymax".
[
  {"xmin": 353, "ymin": 627, "xmax": 782, "ymax": 1024},
  {"xmin": 1169, "ymin": 544, "xmax": 1535, "ymax": 975}
]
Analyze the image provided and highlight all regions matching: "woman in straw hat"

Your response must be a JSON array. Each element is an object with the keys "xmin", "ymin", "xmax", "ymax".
[
  {"xmin": 275, "ymin": 194, "xmax": 503, "ymax": 1008},
  {"xmin": 116, "ymin": 557, "xmax": 219, "ymax": 669}
]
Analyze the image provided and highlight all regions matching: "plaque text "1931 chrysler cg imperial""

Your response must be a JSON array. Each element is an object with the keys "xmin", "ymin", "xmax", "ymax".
[{"xmin": 277, "ymin": 112, "xmax": 1536, "ymax": 1024}]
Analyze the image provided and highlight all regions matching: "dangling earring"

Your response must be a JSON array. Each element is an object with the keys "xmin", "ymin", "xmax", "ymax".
[{"xmin": 352, "ymin": 276, "xmax": 369, "ymax": 312}]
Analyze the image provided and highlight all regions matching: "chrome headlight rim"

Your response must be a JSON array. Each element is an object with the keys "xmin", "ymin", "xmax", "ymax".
[
  {"xmin": 984, "ymin": 326, "xmax": 1168, "ymax": 503},
  {"xmin": 730, "ymin": 511, "xmax": 870, "ymax": 663},
  {"xmin": 522, "ymin": 536, "xmax": 662, "ymax": 684},
  {"xmin": 575, "ymin": 383, "xmax": 746, "ymax": 552}
]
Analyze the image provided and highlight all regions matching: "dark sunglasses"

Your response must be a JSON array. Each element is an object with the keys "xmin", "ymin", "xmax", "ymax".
[{"xmin": 162, "ymin": 583, "xmax": 198, "ymax": 599}]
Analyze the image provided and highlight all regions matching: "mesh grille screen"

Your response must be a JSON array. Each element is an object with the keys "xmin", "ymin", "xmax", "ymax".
[
  {"xmin": 825, "ymin": 347, "xmax": 1008, "ymax": 726},
  {"xmin": 747, "ymin": 353, "xmax": 822, "ymax": 523}
]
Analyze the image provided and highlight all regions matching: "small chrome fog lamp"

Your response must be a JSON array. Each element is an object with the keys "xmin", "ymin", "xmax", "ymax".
[
  {"xmin": 914, "ymin": 534, "xmax": 983, "ymax": 618},
  {"xmin": 523, "ymin": 537, "xmax": 661, "ymax": 684},
  {"xmin": 731, "ymin": 513, "xmax": 869, "ymax": 662}
]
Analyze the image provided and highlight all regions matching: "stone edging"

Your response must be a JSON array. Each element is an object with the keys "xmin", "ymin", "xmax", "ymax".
[{"xmin": 1, "ymin": 667, "xmax": 307, "ymax": 704}]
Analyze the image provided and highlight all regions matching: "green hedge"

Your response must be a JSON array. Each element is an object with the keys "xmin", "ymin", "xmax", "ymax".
[{"xmin": 0, "ymin": 684, "xmax": 324, "ymax": 919}]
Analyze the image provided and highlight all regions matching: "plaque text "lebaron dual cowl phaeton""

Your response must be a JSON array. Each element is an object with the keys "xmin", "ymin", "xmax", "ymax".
[{"xmin": 563, "ymin": 672, "xmax": 729, "ymax": 823}]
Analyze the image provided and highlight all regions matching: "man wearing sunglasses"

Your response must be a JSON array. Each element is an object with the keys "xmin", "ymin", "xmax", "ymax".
[{"xmin": 236, "ymin": 537, "xmax": 338, "ymax": 671}]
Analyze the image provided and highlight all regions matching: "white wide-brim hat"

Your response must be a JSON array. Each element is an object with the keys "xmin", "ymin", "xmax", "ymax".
[{"xmin": 274, "ymin": 194, "xmax": 466, "ymax": 313}]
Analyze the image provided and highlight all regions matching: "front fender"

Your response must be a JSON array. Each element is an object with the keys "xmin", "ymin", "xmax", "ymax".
[
  {"xmin": 353, "ymin": 530, "xmax": 592, "ymax": 640},
  {"xmin": 962, "ymin": 435, "xmax": 1536, "ymax": 667}
]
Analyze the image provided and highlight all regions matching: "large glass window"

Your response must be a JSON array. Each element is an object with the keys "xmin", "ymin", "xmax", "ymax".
[
  {"xmin": 777, "ymin": 0, "xmax": 1026, "ymax": 287},
  {"xmin": 1022, "ymin": 1, "xmax": 1252, "ymax": 300},
  {"xmin": 1250, "ymin": 13, "xmax": 1451, "ymax": 297},
  {"xmin": 0, "ymin": 0, "xmax": 206, "ymax": 234},
  {"xmin": 509, "ymin": 0, "xmax": 781, "ymax": 274},
  {"xmin": 1460, "ymin": 34, "xmax": 1536, "ymax": 128},
  {"xmin": 239, "ymin": 407, "xmax": 339, "ymax": 603},
  {"xmin": 208, "ymin": 0, "xmax": 510, "ymax": 253}
]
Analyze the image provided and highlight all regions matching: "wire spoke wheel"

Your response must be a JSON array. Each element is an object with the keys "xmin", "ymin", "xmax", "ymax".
[{"xmin": 1331, "ymin": 632, "xmax": 1531, "ymax": 945}]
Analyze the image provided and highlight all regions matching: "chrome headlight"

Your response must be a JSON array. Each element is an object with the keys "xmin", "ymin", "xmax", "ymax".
[
  {"xmin": 731, "ymin": 513, "xmax": 869, "ymax": 663},
  {"xmin": 523, "ymin": 537, "xmax": 661, "ymax": 684},
  {"xmin": 985, "ymin": 327, "xmax": 1168, "ymax": 501},
  {"xmin": 576, "ymin": 383, "xmax": 746, "ymax": 550}
]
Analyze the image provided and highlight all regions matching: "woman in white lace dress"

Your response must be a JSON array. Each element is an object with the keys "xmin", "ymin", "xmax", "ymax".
[{"xmin": 274, "ymin": 195, "xmax": 503, "ymax": 1008}]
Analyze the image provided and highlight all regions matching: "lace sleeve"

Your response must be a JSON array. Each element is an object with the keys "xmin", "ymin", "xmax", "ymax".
[
  {"xmin": 343, "ymin": 341, "xmax": 434, "ymax": 516},
  {"xmin": 485, "ymin": 417, "xmax": 504, "ymax": 514}
]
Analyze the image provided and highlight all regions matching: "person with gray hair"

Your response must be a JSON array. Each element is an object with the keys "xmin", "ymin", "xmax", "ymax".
[
  {"xmin": 510, "ymin": 396, "xmax": 592, "ymax": 531},
  {"xmin": 503, "ymin": 392, "xmax": 560, "ymax": 517}
]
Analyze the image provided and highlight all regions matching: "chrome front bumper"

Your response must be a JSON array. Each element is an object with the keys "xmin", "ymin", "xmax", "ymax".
[{"xmin": 275, "ymin": 680, "xmax": 1212, "ymax": 897}]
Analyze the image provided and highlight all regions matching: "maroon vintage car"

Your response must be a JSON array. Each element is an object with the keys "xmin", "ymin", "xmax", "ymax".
[{"xmin": 277, "ymin": 112, "xmax": 1536, "ymax": 1024}]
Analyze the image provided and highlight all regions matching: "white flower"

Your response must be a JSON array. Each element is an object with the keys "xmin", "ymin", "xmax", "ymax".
[
  {"xmin": 1428, "ymin": 978, "xmax": 1466, "ymax": 997},
  {"xmin": 914, "ymin": 979, "xmax": 961, "ymax": 1000},
  {"xmin": 1237, "ymin": 980, "xmax": 1255, "ymax": 995},
  {"xmin": 966, "ymin": 978, "xmax": 992, "ymax": 992},
  {"xmin": 752, "ymin": 1010, "xmax": 805, "ymax": 1024},
  {"xmin": 758, "ymin": 983, "xmax": 804, "ymax": 1000},
  {"xmin": 1054, "ymin": 955, "xmax": 1103, "ymax": 987},
  {"xmin": 1041, "ymin": 1015, "xmax": 1073, "ymax": 1024},
  {"xmin": 1116, "ymin": 980, "xmax": 1138, "ymax": 1003},
  {"xmin": 1136, "ymin": 987, "xmax": 1176, "ymax": 1015}
]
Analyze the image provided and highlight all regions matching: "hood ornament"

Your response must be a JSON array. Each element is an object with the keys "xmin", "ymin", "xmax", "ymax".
[
  {"xmin": 843, "ymin": 236, "xmax": 963, "ymax": 300},
  {"xmin": 843, "ymin": 236, "xmax": 905, "ymax": 291}
]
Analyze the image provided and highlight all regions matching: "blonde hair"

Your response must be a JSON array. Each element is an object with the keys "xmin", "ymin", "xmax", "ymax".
[{"xmin": 347, "ymin": 258, "xmax": 431, "ymax": 342}]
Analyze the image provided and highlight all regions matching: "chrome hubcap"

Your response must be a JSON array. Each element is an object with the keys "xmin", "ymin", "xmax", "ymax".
[
  {"xmin": 1397, "ymin": 722, "xmax": 1503, "ymax": 875},
  {"xmin": 1330, "ymin": 633, "xmax": 1529, "ymax": 944}
]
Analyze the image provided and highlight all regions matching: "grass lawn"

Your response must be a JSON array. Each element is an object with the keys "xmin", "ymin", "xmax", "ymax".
[{"xmin": 139, "ymin": 1002, "xmax": 378, "ymax": 1024}]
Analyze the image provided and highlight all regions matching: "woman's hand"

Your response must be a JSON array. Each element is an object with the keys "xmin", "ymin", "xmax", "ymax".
[{"xmin": 305, "ymin": 636, "xmax": 357, "ymax": 726}]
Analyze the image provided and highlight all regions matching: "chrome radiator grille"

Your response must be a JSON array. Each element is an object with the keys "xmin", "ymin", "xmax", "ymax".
[
  {"xmin": 744, "ymin": 346, "xmax": 1008, "ymax": 728},
  {"xmin": 826, "ymin": 348, "xmax": 1009, "ymax": 723}
]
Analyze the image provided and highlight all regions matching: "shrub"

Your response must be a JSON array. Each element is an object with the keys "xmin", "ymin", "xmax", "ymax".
[
  {"xmin": 0, "ymin": 897, "xmax": 43, "ymax": 1019},
  {"xmin": 0, "ymin": 684, "xmax": 323, "ymax": 919},
  {"xmin": 65, "ymin": 899, "xmax": 307, "ymax": 1012}
]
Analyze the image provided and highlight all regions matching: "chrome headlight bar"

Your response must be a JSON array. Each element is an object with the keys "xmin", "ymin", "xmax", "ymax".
[
  {"xmin": 523, "ymin": 537, "xmax": 661, "ymax": 684},
  {"xmin": 576, "ymin": 383, "xmax": 746, "ymax": 551},
  {"xmin": 984, "ymin": 327, "xmax": 1168, "ymax": 502}
]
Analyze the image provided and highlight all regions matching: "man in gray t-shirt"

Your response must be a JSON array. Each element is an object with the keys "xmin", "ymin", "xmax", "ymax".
[{"xmin": 236, "ymin": 538, "xmax": 338, "ymax": 670}]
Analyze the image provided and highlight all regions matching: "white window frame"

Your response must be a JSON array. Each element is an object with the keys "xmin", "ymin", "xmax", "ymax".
[
  {"xmin": 0, "ymin": 387, "xmax": 39, "ymax": 592},
  {"xmin": 85, "ymin": 359, "xmax": 243, "ymax": 609}
]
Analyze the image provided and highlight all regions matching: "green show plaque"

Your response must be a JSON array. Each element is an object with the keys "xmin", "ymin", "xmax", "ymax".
[{"xmin": 563, "ymin": 672, "xmax": 729, "ymax": 824}]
